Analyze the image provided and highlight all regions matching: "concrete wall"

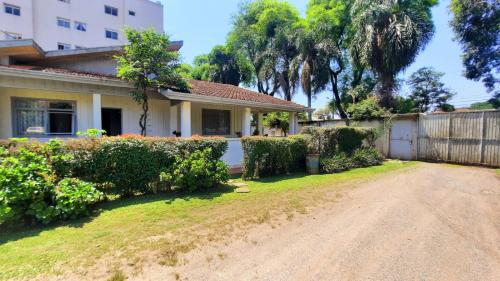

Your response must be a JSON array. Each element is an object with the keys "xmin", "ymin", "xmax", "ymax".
[{"xmin": 1, "ymin": 0, "xmax": 163, "ymax": 51}]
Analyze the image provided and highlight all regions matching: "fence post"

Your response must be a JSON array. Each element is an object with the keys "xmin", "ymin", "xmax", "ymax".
[
  {"xmin": 447, "ymin": 113, "xmax": 453, "ymax": 161},
  {"xmin": 480, "ymin": 111, "xmax": 486, "ymax": 164}
]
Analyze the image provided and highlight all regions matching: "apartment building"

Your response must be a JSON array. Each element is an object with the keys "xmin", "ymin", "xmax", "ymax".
[{"xmin": 0, "ymin": 0, "xmax": 164, "ymax": 51}]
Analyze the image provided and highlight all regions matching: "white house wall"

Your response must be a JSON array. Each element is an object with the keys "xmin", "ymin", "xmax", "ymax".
[{"xmin": 190, "ymin": 103, "xmax": 244, "ymax": 137}]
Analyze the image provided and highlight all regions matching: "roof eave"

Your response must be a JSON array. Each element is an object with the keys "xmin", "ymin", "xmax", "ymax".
[{"xmin": 162, "ymin": 89, "xmax": 312, "ymax": 112}]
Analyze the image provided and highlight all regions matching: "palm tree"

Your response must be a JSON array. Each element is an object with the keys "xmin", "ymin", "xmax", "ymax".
[
  {"xmin": 350, "ymin": 0, "xmax": 437, "ymax": 108},
  {"xmin": 294, "ymin": 28, "xmax": 318, "ymax": 120}
]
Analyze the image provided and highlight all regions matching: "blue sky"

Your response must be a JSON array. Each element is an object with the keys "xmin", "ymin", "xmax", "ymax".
[{"xmin": 163, "ymin": 0, "xmax": 491, "ymax": 109}]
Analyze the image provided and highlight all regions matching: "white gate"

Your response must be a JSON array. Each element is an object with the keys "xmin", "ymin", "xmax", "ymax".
[{"xmin": 390, "ymin": 119, "xmax": 415, "ymax": 160}]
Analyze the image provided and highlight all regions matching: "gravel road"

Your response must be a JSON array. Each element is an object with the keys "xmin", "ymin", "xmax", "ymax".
[{"xmin": 171, "ymin": 163, "xmax": 500, "ymax": 281}]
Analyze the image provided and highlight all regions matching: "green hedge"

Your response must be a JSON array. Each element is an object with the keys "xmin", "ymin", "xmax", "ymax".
[
  {"xmin": 321, "ymin": 147, "xmax": 383, "ymax": 173},
  {"xmin": 301, "ymin": 126, "xmax": 378, "ymax": 157},
  {"xmin": 0, "ymin": 136, "xmax": 229, "ymax": 226},
  {"xmin": 241, "ymin": 135, "xmax": 308, "ymax": 179}
]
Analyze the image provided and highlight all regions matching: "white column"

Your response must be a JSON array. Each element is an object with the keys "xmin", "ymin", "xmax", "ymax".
[
  {"xmin": 180, "ymin": 101, "xmax": 191, "ymax": 137},
  {"xmin": 92, "ymin": 93, "xmax": 102, "ymax": 131},
  {"xmin": 257, "ymin": 112, "xmax": 264, "ymax": 136},
  {"xmin": 169, "ymin": 103, "xmax": 178, "ymax": 136},
  {"xmin": 288, "ymin": 112, "xmax": 297, "ymax": 135},
  {"xmin": 241, "ymin": 107, "xmax": 252, "ymax": 137}
]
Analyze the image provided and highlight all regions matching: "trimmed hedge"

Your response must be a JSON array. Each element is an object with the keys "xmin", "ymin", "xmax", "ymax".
[
  {"xmin": 241, "ymin": 135, "xmax": 308, "ymax": 179},
  {"xmin": 301, "ymin": 126, "xmax": 378, "ymax": 157},
  {"xmin": 321, "ymin": 147, "xmax": 383, "ymax": 173}
]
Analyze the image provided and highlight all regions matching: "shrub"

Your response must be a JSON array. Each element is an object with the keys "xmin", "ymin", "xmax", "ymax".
[
  {"xmin": 320, "ymin": 153, "xmax": 353, "ymax": 173},
  {"xmin": 301, "ymin": 126, "xmax": 377, "ymax": 157},
  {"xmin": 160, "ymin": 148, "xmax": 229, "ymax": 192},
  {"xmin": 55, "ymin": 178, "xmax": 103, "ymax": 220},
  {"xmin": 241, "ymin": 135, "xmax": 308, "ymax": 179},
  {"xmin": 0, "ymin": 147, "xmax": 57, "ymax": 225},
  {"xmin": 351, "ymin": 147, "xmax": 384, "ymax": 167}
]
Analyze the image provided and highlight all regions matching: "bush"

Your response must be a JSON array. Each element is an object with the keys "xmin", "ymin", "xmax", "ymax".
[
  {"xmin": 301, "ymin": 126, "xmax": 377, "ymax": 157},
  {"xmin": 0, "ymin": 147, "xmax": 102, "ymax": 225},
  {"xmin": 160, "ymin": 148, "xmax": 229, "ymax": 192},
  {"xmin": 55, "ymin": 178, "xmax": 103, "ymax": 220},
  {"xmin": 321, "ymin": 148, "xmax": 383, "ymax": 173},
  {"xmin": 351, "ymin": 147, "xmax": 383, "ymax": 167},
  {"xmin": 241, "ymin": 135, "xmax": 308, "ymax": 179}
]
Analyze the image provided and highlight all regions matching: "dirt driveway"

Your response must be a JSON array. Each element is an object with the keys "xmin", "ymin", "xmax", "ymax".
[{"xmin": 149, "ymin": 163, "xmax": 500, "ymax": 281}]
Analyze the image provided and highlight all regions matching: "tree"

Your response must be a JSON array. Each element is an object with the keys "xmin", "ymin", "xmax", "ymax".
[
  {"xmin": 262, "ymin": 112, "xmax": 290, "ymax": 135},
  {"xmin": 191, "ymin": 45, "xmax": 253, "ymax": 86},
  {"xmin": 228, "ymin": 0, "xmax": 301, "ymax": 100},
  {"xmin": 350, "ymin": 0, "xmax": 437, "ymax": 108},
  {"xmin": 345, "ymin": 97, "xmax": 387, "ymax": 120},
  {"xmin": 313, "ymin": 106, "xmax": 334, "ymax": 120},
  {"xmin": 116, "ymin": 28, "xmax": 188, "ymax": 136},
  {"xmin": 407, "ymin": 67, "xmax": 455, "ymax": 112},
  {"xmin": 450, "ymin": 0, "xmax": 499, "ymax": 94}
]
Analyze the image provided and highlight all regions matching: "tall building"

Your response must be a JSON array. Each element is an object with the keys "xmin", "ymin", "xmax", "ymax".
[{"xmin": 0, "ymin": 0, "xmax": 164, "ymax": 51}]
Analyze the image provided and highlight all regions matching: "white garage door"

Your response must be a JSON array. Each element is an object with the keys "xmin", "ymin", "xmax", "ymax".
[{"xmin": 390, "ymin": 120, "xmax": 414, "ymax": 160}]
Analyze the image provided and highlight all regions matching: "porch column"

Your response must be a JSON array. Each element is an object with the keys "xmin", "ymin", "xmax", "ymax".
[
  {"xmin": 257, "ymin": 112, "xmax": 264, "ymax": 135},
  {"xmin": 180, "ymin": 101, "xmax": 191, "ymax": 137},
  {"xmin": 288, "ymin": 112, "xmax": 297, "ymax": 135},
  {"xmin": 241, "ymin": 107, "xmax": 252, "ymax": 136},
  {"xmin": 92, "ymin": 93, "xmax": 102, "ymax": 132},
  {"xmin": 169, "ymin": 102, "xmax": 178, "ymax": 136}
]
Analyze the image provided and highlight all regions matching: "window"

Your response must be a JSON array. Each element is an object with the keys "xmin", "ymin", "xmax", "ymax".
[
  {"xmin": 128, "ymin": 10, "xmax": 135, "ymax": 16},
  {"xmin": 75, "ymin": 21, "xmax": 87, "ymax": 32},
  {"xmin": 104, "ymin": 5, "xmax": 118, "ymax": 16},
  {"xmin": 102, "ymin": 108, "xmax": 122, "ymax": 136},
  {"xmin": 12, "ymin": 98, "xmax": 76, "ymax": 137},
  {"xmin": 4, "ymin": 32, "xmax": 21, "ymax": 40},
  {"xmin": 4, "ymin": 4, "xmax": 20, "ymax": 16},
  {"xmin": 57, "ymin": 43, "xmax": 71, "ymax": 50},
  {"xmin": 105, "ymin": 29, "xmax": 118, "ymax": 40},
  {"xmin": 57, "ymin": 17, "xmax": 70, "ymax": 28},
  {"xmin": 202, "ymin": 109, "xmax": 231, "ymax": 136}
]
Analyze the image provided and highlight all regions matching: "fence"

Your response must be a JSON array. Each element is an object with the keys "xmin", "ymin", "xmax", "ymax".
[{"xmin": 417, "ymin": 110, "xmax": 500, "ymax": 167}]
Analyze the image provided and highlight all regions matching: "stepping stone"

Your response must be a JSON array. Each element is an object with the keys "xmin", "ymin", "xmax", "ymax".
[
  {"xmin": 232, "ymin": 182, "xmax": 248, "ymax": 187},
  {"xmin": 234, "ymin": 187, "xmax": 250, "ymax": 193}
]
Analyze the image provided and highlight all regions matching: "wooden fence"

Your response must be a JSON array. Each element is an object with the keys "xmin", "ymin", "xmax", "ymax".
[{"xmin": 417, "ymin": 110, "xmax": 500, "ymax": 167}]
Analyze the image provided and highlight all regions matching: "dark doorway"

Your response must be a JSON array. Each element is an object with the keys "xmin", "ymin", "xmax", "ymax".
[{"xmin": 102, "ymin": 108, "xmax": 122, "ymax": 136}]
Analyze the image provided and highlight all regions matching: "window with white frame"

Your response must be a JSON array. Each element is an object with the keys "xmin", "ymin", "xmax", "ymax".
[
  {"xmin": 12, "ymin": 98, "xmax": 76, "ymax": 137},
  {"xmin": 104, "ymin": 5, "xmax": 118, "ymax": 16},
  {"xmin": 4, "ymin": 3, "xmax": 20, "ymax": 16},
  {"xmin": 4, "ymin": 32, "xmax": 22, "ymax": 40},
  {"xmin": 202, "ymin": 109, "xmax": 231, "ymax": 136},
  {"xmin": 75, "ymin": 21, "xmax": 87, "ymax": 32},
  {"xmin": 128, "ymin": 10, "xmax": 135, "ymax": 16},
  {"xmin": 57, "ymin": 17, "xmax": 70, "ymax": 28},
  {"xmin": 57, "ymin": 43, "xmax": 71, "ymax": 50},
  {"xmin": 105, "ymin": 29, "xmax": 118, "ymax": 40}
]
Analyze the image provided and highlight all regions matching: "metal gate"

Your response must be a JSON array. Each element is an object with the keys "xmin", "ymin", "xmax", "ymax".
[
  {"xmin": 417, "ymin": 110, "xmax": 500, "ymax": 167},
  {"xmin": 390, "ymin": 119, "xmax": 415, "ymax": 160}
]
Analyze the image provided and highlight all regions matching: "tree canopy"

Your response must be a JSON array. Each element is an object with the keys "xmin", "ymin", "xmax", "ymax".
[
  {"xmin": 116, "ymin": 28, "xmax": 187, "ymax": 136},
  {"xmin": 407, "ymin": 67, "xmax": 455, "ymax": 113},
  {"xmin": 350, "ymin": 0, "xmax": 437, "ymax": 108},
  {"xmin": 450, "ymin": 0, "xmax": 499, "ymax": 94}
]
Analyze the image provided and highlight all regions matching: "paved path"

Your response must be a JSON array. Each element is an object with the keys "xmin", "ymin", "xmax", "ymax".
[{"xmin": 175, "ymin": 163, "xmax": 500, "ymax": 281}]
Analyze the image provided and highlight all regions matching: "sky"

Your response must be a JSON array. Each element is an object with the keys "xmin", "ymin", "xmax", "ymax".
[{"xmin": 163, "ymin": 0, "xmax": 492, "ymax": 109}]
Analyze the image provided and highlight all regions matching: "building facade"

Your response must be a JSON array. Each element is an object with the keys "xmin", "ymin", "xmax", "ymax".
[{"xmin": 0, "ymin": 0, "xmax": 164, "ymax": 51}]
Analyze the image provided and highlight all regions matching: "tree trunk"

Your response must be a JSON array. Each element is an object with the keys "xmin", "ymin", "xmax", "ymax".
[
  {"xmin": 329, "ymin": 70, "xmax": 348, "ymax": 119},
  {"xmin": 378, "ymin": 74, "xmax": 396, "ymax": 109},
  {"xmin": 139, "ymin": 88, "xmax": 149, "ymax": 136}
]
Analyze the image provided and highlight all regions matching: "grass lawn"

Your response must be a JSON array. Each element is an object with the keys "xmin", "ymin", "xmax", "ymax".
[{"xmin": 0, "ymin": 160, "xmax": 416, "ymax": 280}]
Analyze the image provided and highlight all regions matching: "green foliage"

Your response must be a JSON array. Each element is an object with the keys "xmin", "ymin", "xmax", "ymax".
[
  {"xmin": 76, "ymin": 128, "xmax": 107, "ymax": 138},
  {"xmin": 55, "ymin": 178, "xmax": 103, "ymax": 220},
  {"xmin": 262, "ymin": 112, "xmax": 290, "ymax": 134},
  {"xmin": 228, "ymin": 0, "xmax": 301, "ymax": 99},
  {"xmin": 346, "ymin": 97, "xmax": 387, "ymax": 121},
  {"xmin": 450, "ymin": 0, "xmax": 499, "ymax": 93},
  {"xmin": 321, "ymin": 147, "xmax": 383, "ymax": 173},
  {"xmin": 350, "ymin": 0, "xmax": 437, "ymax": 108},
  {"xmin": 301, "ymin": 126, "xmax": 378, "ymax": 157},
  {"xmin": 470, "ymin": 101, "xmax": 499, "ymax": 110},
  {"xmin": 115, "ymin": 28, "xmax": 187, "ymax": 136},
  {"xmin": 191, "ymin": 45, "xmax": 253, "ymax": 86},
  {"xmin": 241, "ymin": 135, "xmax": 308, "ymax": 179},
  {"xmin": 0, "ymin": 147, "xmax": 101, "ymax": 226},
  {"xmin": 160, "ymin": 148, "xmax": 229, "ymax": 193},
  {"xmin": 407, "ymin": 67, "xmax": 455, "ymax": 112}
]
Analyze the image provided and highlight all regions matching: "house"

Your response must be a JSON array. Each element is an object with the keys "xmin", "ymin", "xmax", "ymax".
[
  {"xmin": 0, "ymin": 0, "xmax": 164, "ymax": 51},
  {"xmin": 0, "ymin": 40, "xmax": 311, "ymax": 169}
]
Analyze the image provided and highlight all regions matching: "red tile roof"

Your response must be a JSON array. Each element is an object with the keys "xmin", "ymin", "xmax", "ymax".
[
  {"xmin": 188, "ymin": 80, "xmax": 307, "ymax": 109},
  {"xmin": 2, "ymin": 65, "xmax": 308, "ymax": 110}
]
